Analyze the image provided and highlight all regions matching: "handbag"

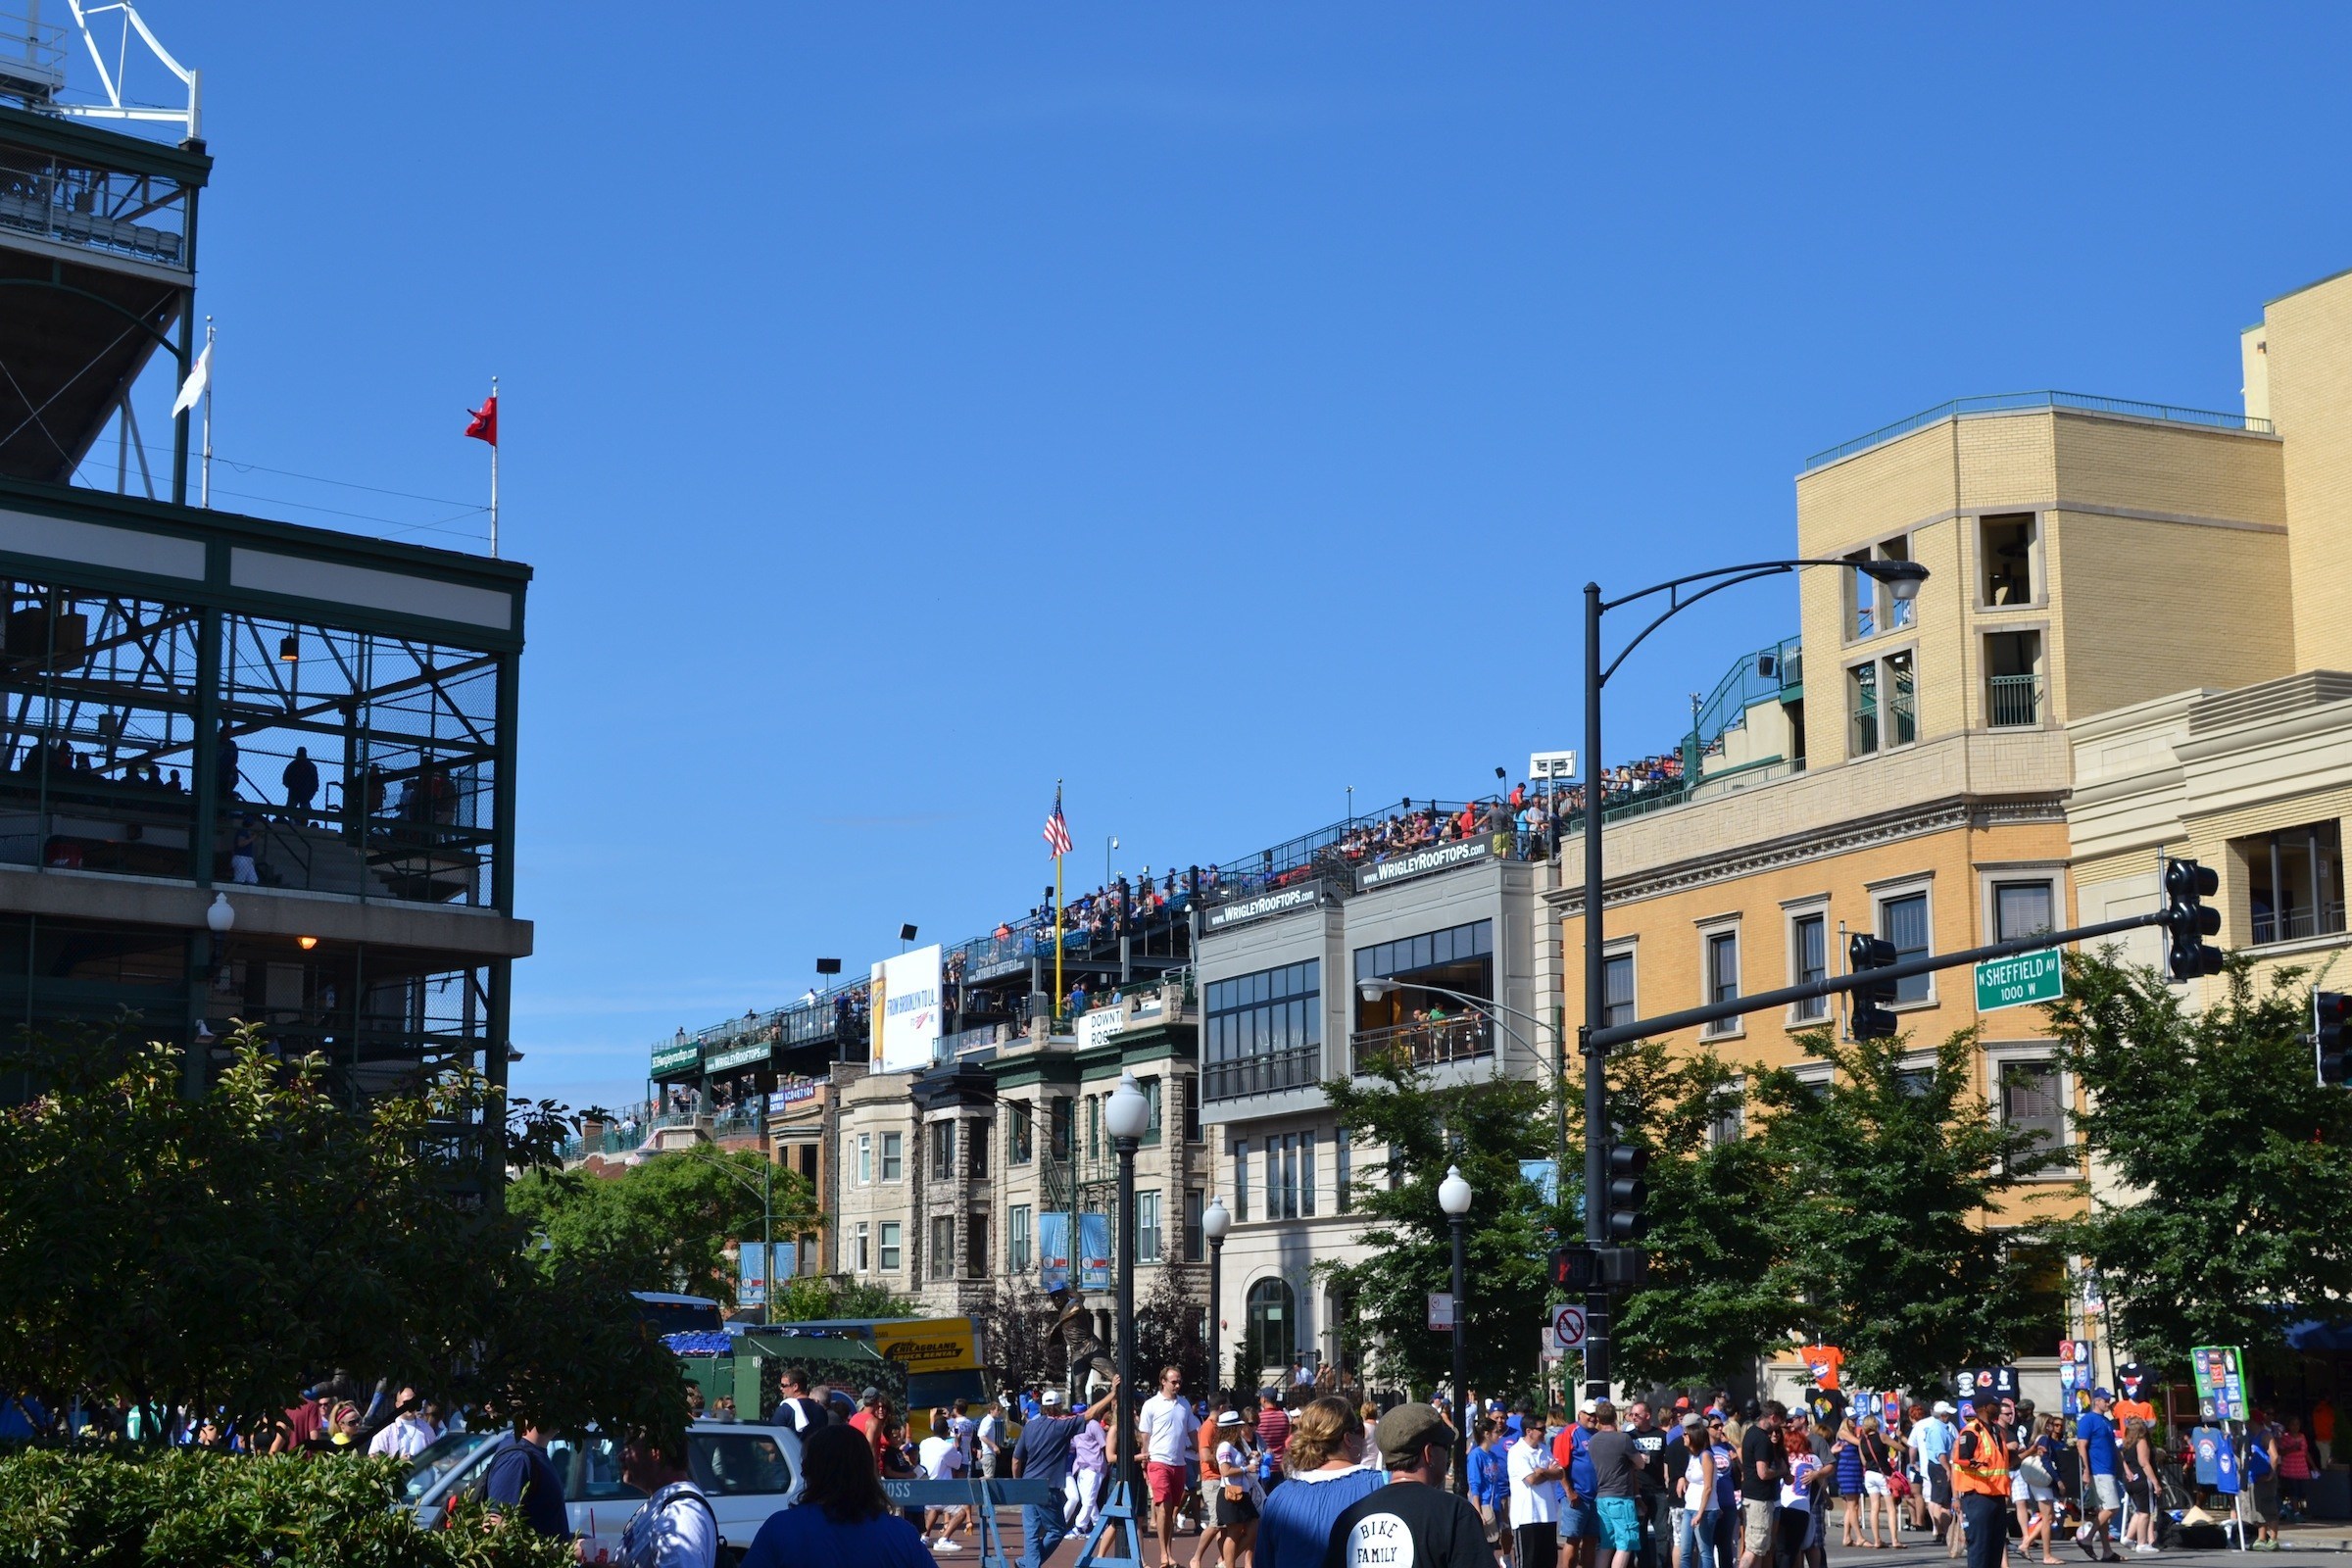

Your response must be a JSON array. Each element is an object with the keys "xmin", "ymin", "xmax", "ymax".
[
  {"xmin": 2021, "ymin": 1456, "xmax": 2054, "ymax": 1488},
  {"xmin": 1887, "ymin": 1471, "xmax": 1913, "ymax": 1499}
]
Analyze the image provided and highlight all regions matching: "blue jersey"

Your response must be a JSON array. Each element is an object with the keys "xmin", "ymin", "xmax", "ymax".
[
  {"xmin": 2076, "ymin": 1410, "xmax": 2120, "ymax": 1479},
  {"xmin": 1571, "ymin": 1423, "xmax": 1596, "ymax": 1496}
]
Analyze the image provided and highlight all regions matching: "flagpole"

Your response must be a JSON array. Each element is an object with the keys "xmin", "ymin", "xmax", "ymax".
[
  {"xmin": 1054, "ymin": 778, "xmax": 1064, "ymax": 1021},
  {"xmin": 487, "ymin": 373, "xmax": 499, "ymax": 558},
  {"xmin": 198, "ymin": 317, "xmax": 214, "ymax": 509}
]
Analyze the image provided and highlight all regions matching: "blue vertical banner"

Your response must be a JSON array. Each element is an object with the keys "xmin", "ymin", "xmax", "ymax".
[
  {"xmin": 1078, "ymin": 1211, "xmax": 1111, "ymax": 1292},
  {"xmin": 1040, "ymin": 1213, "xmax": 1070, "ymax": 1292},
  {"xmin": 738, "ymin": 1242, "xmax": 768, "ymax": 1310}
]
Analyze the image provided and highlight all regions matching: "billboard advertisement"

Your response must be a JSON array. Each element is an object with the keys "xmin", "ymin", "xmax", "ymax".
[{"xmin": 870, "ymin": 944, "xmax": 944, "ymax": 1074}]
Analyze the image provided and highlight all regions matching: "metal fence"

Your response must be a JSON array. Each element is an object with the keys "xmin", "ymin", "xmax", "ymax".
[
  {"xmin": 1350, "ymin": 1014, "xmax": 1494, "ymax": 1074},
  {"xmin": 1201, "ymin": 1044, "xmax": 1321, "ymax": 1102},
  {"xmin": 1806, "ymin": 390, "xmax": 2273, "ymax": 470},
  {"xmin": 1987, "ymin": 674, "xmax": 2042, "ymax": 728}
]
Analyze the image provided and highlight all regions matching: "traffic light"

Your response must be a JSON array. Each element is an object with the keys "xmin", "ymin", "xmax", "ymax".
[
  {"xmin": 2163, "ymin": 858, "xmax": 2224, "ymax": 982},
  {"xmin": 2318, "ymin": 992, "xmax": 2352, "ymax": 1086},
  {"xmin": 1550, "ymin": 1244, "xmax": 1598, "ymax": 1292},
  {"xmin": 1850, "ymin": 933, "xmax": 1900, "ymax": 1040},
  {"xmin": 1602, "ymin": 1143, "xmax": 1648, "ymax": 1242}
]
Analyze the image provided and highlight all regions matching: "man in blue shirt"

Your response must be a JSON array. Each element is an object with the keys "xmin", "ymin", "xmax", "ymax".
[
  {"xmin": 483, "ymin": 1418, "xmax": 570, "ymax": 1543},
  {"xmin": 2074, "ymin": 1390, "xmax": 2124, "ymax": 1563}
]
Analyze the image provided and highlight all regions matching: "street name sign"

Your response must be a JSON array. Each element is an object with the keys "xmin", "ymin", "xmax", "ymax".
[{"xmin": 1975, "ymin": 948, "xmax": 2063, "ymax": 1013}]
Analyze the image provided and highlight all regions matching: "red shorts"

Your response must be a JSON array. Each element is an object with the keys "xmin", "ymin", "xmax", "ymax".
[{"xmin": 1147, "ymin": 1460, "xmax": 1188, "ymax": 1505}]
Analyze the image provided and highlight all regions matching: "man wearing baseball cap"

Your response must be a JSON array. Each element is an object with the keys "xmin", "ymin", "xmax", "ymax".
[
  {"xmin": 2073, "ymin": 1390, "xmax": 2125, "ymax": 1564},
  {"xmin": 1322, "ymin": 1402, "xmax": 1491, "ymax": 1568}
]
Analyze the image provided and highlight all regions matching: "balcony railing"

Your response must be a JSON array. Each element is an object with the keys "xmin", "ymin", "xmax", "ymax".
[
  {"xmin": 1351, "ymin": 1014, "xmax": 1494, "ymax": 1075},
  {"xmin": 1201, "ymin": 1044, "xmax": 1321, "ymax": 1102},
  {"xmin": 1988, "ymin": 674, "xmax": 2042, "ymax": 728},
  {"xmin": 2251, "ymin": 904, "xmax": 2348, "ymax": 946}
]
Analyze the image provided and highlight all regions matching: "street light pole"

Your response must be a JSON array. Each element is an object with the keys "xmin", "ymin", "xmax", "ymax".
[
  {"xmin": 672, "ymin": 1146, "xmax": 776, "ymax": 1309},
  {"xmin": 1202, "ymin": 1195, "xmax": 1232, "ymax": 1391},
  {"xmin": 1356, "ymin": 976, "xmax": 1566, "ymax": 1186},
  {"xmin": 1577, "ymin": 556, "xmax": 1926, "ymax": 1398},
  {"xmin": 1439, "ymin": 1164, "xmax": 1473, "ymax": 1495},
  {"xmin": 1105, "ymin": 1072, "xmax": 1152, "ymax": 1505}
]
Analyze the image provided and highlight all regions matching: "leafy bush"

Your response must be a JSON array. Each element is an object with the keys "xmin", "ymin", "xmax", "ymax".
[{"xmin": 0, "ymin": 1447, "xmax": 573, "ymax": 1568}]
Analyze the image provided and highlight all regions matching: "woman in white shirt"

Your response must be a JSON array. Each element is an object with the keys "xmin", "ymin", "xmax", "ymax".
[{"xmin": 1212, "ymin": 1411, "xmax": 1264, "ymax": 1567}]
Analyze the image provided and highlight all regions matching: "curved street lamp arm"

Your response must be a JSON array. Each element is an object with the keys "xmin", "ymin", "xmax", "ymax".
[
  {"xmin": 1595, "ymin": 557, "xmax": 1873, "ymax": 617},
  {"xmin": 1599, "ymin": 566, "xmax": 1796, "ymax": 689},
  {"xmin": 669, "ymin": 1146, "xmax": 773, "ymax": 1206}
]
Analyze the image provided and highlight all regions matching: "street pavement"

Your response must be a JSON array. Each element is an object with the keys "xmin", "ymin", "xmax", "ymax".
[{"xmin": 974, "ymin": 1512, "xmax": 2352, "ymax": 1568}]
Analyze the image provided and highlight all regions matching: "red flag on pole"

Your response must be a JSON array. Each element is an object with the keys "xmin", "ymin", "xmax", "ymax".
[{"xmin": 464, "ymin": 393, "xmax": 499, "ymax": 447}]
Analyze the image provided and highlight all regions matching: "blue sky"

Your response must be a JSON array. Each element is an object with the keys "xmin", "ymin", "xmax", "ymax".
[{"xmin": 114, "ymin": 5, "xmax": 2352, "ymax": 1109}]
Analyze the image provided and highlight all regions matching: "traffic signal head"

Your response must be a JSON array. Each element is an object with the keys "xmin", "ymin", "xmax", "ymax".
[
  {"xmin": 2319, "ymin": 992, "xmax": 2352, "ymax": 1086},
  {"xmin": 1849, "ymin": 933, "xmax": 1900, "ymax": 1040},
  {"xmin": 1550, "ymin": 1244, "xmax": 1598, "ymax": 1292},
  {"xmin": 2164, "ymin": 858, "xmax": 2224, "ymax": 982},
  {"xmin": 1603, "ymin": 1143, "xmax": 1649, "ymax": 1241}
]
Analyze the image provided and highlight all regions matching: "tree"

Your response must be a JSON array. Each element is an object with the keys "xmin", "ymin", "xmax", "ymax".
[
  {"xmin": 767, "ymin": 1274, "xmax": 922, "ymax": 1323},
  {"xmin": 1608, "ymin": 1043, "xmax": 1803, "ymax": 1387},
  {"xmin": 972, "ymin": 1274, "xmax": 1061, "ymax": 1391},
  {"xmin": 1317, "ymin": 1056, "xmax": 1555, "ymax": 1399},
  {"xmin": 1133, "ymin": 1265, "xmax": 1210, "ymax": 1399},
  {"xmin": 0, "ymin": 1021, "xmax": 686, "ymax": 1447},
  {"xmin": 511, "ymin": 1149, "xmax": 820, "ymax": 1309},
  {"xmin": 2045, "ymin": 951, "xmax": 2352, "ymax": 1378},
  {"xmin": 1751, "ymin": 1026, "xmax": 2062, "ymax": 1393}
]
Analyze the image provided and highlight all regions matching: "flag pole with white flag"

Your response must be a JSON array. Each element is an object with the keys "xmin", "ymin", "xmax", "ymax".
[{"xmin": 170, "ymin": 320, "xmax": 214, "ymax": 507}]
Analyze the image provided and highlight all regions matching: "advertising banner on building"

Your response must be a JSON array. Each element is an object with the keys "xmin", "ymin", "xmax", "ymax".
[
  {"xmin": 1078, "ymin": 1212, "xmax": 1111, "ymax": 1292},
  {"xmin": 1204, "ymin": 884, "xmax": 1324, "ymax": 931},
  {"xmin": 870, "ymin": 944, "xmax": 944, "ymax": 1074},
  {"xmin": 1353, "ymin": 832, "xmax": 1508, "ymax": 892},
  {"xmin": 738, "ymin": 1242, "xmax": 769, "ymax": 1310},
  {"xmin": 1040, "ymin": 1212, "xmax": 1070, "ymax": 1292}
]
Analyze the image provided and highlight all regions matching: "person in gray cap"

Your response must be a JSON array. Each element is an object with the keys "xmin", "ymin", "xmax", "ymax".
[{"xmin": 1321, "ymin": 1401, "xmax": 1491, "ymax": 1568}]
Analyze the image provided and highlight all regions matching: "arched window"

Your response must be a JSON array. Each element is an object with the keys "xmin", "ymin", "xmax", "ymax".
[{"xmin": 1247, "ymin": 1277, "xmax": 1296, "ymax": 1371}]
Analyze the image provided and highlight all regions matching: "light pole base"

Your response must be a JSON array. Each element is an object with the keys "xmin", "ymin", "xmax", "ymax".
[{"xmin": 1071, "ymin": 1477, "xmax": 1146, "ymax": 1568}]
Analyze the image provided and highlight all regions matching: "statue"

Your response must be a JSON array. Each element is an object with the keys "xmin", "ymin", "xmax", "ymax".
[{"xmin": 1048, "ymin": 1284, "xmax": 1114, "ymax": 1407}]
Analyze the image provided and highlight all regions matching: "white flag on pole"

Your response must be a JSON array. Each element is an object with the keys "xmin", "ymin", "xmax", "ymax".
[{"xmin": 171, "ymin": 341, "xmax": 211, "ymax": 416}]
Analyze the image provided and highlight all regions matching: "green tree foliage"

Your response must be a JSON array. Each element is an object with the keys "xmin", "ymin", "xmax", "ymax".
[
  {"xmin": 1318, "ymin": 1057, "xmax": 1554, "ymax": 1397},
  {"xmin": 0, "ymin": 1447, "xmax": 571, "ymax": 1567},
  {"xmin": 2045, "ymin": 952, "xmax": 2352, "ymax": 1377},
  {"xmin": 0, "ymin": 1021, "xmax": 686, "ymax": 1449},
  {"xmin": 1750, "ymin": 1026, "xmax": 2060, "ymax": 1392},
  {"xmin": 972, "ymin": 1275, "xmax": 1061, "ymax": 1390},
  {"xmin": 766, "ymin": 1275, "xmax": 922, "ymax": 1324},
  {"xmin": 1133, "ymin": 1266, "xmax": 1211, "ymax": 1399},
  {"xmin": 510, "ymin": 1149, "xmax": 819, "ymax": 1309},
  {"xmin": 1608, "ymin": 1043, "xmax": 1802, "ymax": 1386}
]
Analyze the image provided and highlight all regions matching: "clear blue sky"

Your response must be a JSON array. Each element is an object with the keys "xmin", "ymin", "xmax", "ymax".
[{"xmin": 124, "ymin": 5, "xmax": 2352, "ymax": 1110}]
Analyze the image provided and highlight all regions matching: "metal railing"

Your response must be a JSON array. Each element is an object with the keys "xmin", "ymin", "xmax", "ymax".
[
  {"xmin": 1688, "ymin": 635, "xmax": 1802, "ymax": 755},
  {"xmin": 1351, "ymin": 1014, "xmax": 1494, "ymax": 1074},
  {"xmin": 1987, "ymin": 674, "xmax": 2042, "ymax": 728},
  {"xmin": 1201, "ymin": 1044, "xmax": 1322, "ymax": 1102},
  {"xmin": 2251, "ymin": 904, "xmax": 2348, "ymax": 946},
  {"xmin": 1806, "ymin": 390, "xmax": 2274, "ymax": 471},
  {"xmin": 710, "ymin": 1109, "xmax": 763, "ymax": 1140}
]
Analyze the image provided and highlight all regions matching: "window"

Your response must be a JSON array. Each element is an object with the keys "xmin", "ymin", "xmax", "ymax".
[
  {"xmin": 1885, "ymin": 651, "xmax": 1916, "ymax": 746},
  {"xmin": 1849, "ymin": 651, "xmax": 1917, "ymax": 756},
  {"xmin": 1050, "ymin": 1098, "xmax": 1072, "ymax": 1159},
  {"xmin": 1009, "ymin": 1205, "xmax": 1031, "ymax": 1271},
  {"xmin": 1265, "ymin": 1131, "xmax": 1312, "ymax": 1220},
  {"xmin": 1982, "ymin": 514, "xmax": 2037, "ymax": 607},
  {"xmin": 969, "ymin": 1121, "xmax": 989, "ymax": 1180},
  {"xmin": 1184, "ymin": 1189, "xmax": 1205, "ymax": 1262},
  {"xmin": 878, "ymin": 1221, "xmax": 902, "ymax": 1273},
  {"xmin": 1702, "ymin": 929, "xmax": 1740, "ymax": 1038},
  {"xmin": 689, "ymin": 1432, "xmax": 795, "ymax": 1497},
  {"xmin": 1353, "ymin": 921, "xmax": 1495, "ymax": 1036},
  {"xmin": 1301, "ymin": 1132, "xmax": 1318, "ymax": 1217},
  {"xmin": 1602, "ymin": 951, "xmax": 1636, "ymax": 1028},
  {"xmin": 964, "ymin": 1212, "xmax": 989, "ymax": 1278},
  {"xmin": 2001, "ymin": 1061, "xmax": 2067, "ymax": 1164},
  {"xmin": 852, "ymin": 1221, "xmax": 870, "ymax": 1272},
  {"xmin": 1138, "ymin": 1192, "xmax": 1162, "ymax": 1263},
  {"xmin": 856, "ymin": 1134, "xmax": 872, "ymax": 1186},
  {"xmin": 1790, "ymin": 912, "xmax": 1828, "ymax": 1021},
  {"xmin": 1993, "ymin": 881, "xmax": 2055, "ymax": 943},
  {"xmin": 2240, "ymin": 821, "xmax": 2345, "ymax": 945},
  {"xmin": 1847, "ymin": 539, "xmax": 1916, "ymax": 638},
  {"xmin": 1335, "ymin": 1129, "xmax": 1352, "ymax": 1214},
  {"xmin": 1881, "ymin": 891, "xmax": 1931, "ymax": 1004},
  {"xmin": 1234, "ymin": 1142, "xmax": 1250, "ymax": 1222},
  {"xmin": 1183, "ymin": 1077, "xmax": 1201, "ymax": 1144},
  {"xmin": 880, "ymin": 1132, "xmax": 902, "ymax": 1182},
  {"xmin": 931, "ymin": 1121, "xmax": 956, "ymax": 1181},
  {"xmin": 1087, "ymin": 1096, "xmax": 1100, "ymax": 1162},
  {"xmin": 1009, "ymin": 1111, "xmax": 1033, "ymax": 1166},
  {"xmin": 1984, "ymin": 630, "xmax": 2042, "ymax": 728},
  {"xmin": 929, "ymin": 1216, "xmax": 956, "ymax": 1281},
  {"xmin": 1203, "ymin": 959, "xmax": 1323, "ymax": 1102},
  {"xmin": 1849, "ymin": 662, "xmax": 1879, "ymax": 756},
  {"xmin": 1247, "ymin": 1278, "xmax": 1297, "ymax": 1370},
  {"xmin": 1710, "ymin": 1084, "xmax": 1744, "ymax": 1146},
  {"xmin": 1142, "ymin": 1077, "xmax": 1163, "ymax": 1146},
  {"xmin": 1880, "ymin": 537, "xmax": 1916, "ymax": 630}
]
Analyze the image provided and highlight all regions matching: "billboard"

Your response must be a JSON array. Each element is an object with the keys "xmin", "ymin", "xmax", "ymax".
[{"xmin": 870, "ymin": 944, "xmax": 944, "ymax": 1074}]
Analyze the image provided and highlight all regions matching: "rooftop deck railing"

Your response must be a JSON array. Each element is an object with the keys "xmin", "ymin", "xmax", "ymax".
[{"xmin": 1805, "ymin": 391, "xmax": 2273, "ymax": 471}]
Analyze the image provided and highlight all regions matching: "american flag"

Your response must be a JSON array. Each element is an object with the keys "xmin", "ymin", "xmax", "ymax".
[{"xmin": 1043, "ymin": 791, "xmax": 1073, "ymax": 858}]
